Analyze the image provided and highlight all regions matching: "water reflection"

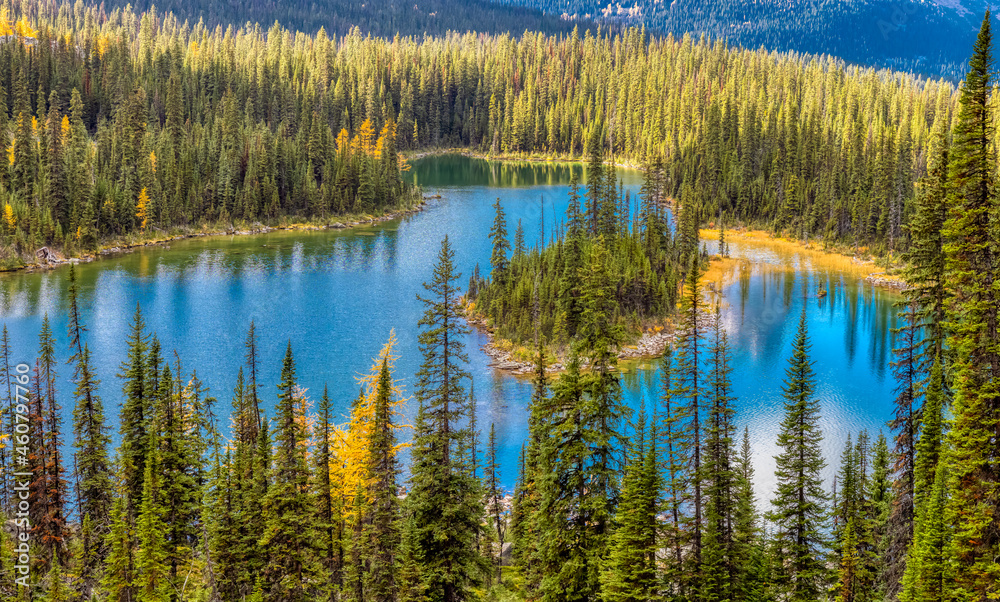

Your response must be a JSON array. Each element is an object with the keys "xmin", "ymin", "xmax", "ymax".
[{"xmin": 0, "ymin": 156, "xmax": 901, "ymax": 503}]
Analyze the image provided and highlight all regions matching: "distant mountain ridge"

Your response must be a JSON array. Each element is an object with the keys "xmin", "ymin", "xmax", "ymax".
[{"xmin": 496, "ymin": 0, "xmax": 994, "ymax": 78}]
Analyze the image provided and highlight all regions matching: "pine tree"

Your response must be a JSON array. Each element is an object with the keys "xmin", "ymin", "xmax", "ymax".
[
  {"xmin": 102, "ymin": 493, "xmax": 135, "ymax": 602},
  {"xmin": 364, "ymin": 356, "xmax": 401, "ymax": 602},
  {"xmin": 313, "ymin": 385, "xmax": 340, "ymax": 588},
  {"xmin": 672, "ymin": 255, "xmax": 707, "ymax": 587},
  {"xmin": 260, "ymin": 343, "xmax": 318, "ymax": 601},
  {"xmin": 489, "ymin": 198, "xmax": 510, "ymax": 283},
  {"xmin": 601, "ymin": 406, "xmax": 660, "ymax": 602},
  {"xmin": 135, "ymin": 435, "xmax": 172, "ymax": 602},
  {"xmin": 484, "ymin": 423, "xmax": 505, "ymax": 586},
  {"xmin": 408, "ymin": 237, "xmax": 484, "ymax": 601},
  {"xmin": 67, "ymin": 264, "xmax": 112, "ymax": 593},
  {"xmin": 702, "ymin": 304, "xmax": 738, "ymax": 602},
  {"xmin": 940, "ymin": 13, "xmax": 1000, "ymax": 597},
  {"xmin": 767, "ymin": 311, "xmax": 829, "ymax": 601},
  {"xmin": 117, "ymin": 303, "xmax": 149, "ymax": 510}
]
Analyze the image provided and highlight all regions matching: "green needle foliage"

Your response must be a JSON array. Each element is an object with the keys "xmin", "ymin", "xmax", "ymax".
[
  {"xmin": 408, "ymin": 236, "xmax": 485, "ymax": 602},
  {"xmin": 767, "ymin": 311, "xmax": 829, "ymax": 601}
]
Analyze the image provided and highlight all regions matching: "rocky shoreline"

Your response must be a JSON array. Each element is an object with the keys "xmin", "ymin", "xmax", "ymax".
[
  {"xmin": 470, "ymin": 311, "xmax": 675, "ymax": 377},
  {"xmin": 15, "ymin": 201, "xmax": 429, "ymax": 274},
  {"xmin": 864, "ymin": 272, "xmax": 908, "ymax": 291}
]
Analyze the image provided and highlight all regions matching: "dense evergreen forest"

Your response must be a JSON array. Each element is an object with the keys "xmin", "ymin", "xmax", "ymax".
[
  {"xmin": 3, "ymin": 14, "xmax": 1000, "ymax": 598},
  {"xmin": 106, "ymin": 0, "xmax": 581, "ymax": 40},
  {"xmin": 503, "ymin": 0, "xmax": 985, "ymax": 79},
  {"xmin": 0, "ymin": 1, "xmax": 998, "ymax": 602},
  {"xmin": 0, "ymin": 0, "xmax": 966, "ymax": 268}
]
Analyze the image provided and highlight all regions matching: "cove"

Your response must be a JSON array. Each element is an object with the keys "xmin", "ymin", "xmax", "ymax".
[{"xmin": 0, "ymin": 154, "xmax": 901, "ymax": 501}]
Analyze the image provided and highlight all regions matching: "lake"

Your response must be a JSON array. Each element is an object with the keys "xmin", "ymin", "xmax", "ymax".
[{"xmin": 0, "ymin": 154, "xmax": 902, "ymax": 501}]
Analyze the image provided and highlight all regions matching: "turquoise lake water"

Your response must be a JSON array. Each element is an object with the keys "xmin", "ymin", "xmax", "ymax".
[{"xmin": 0, "ymin": 154, "xmax": 902, "ymax": 499}]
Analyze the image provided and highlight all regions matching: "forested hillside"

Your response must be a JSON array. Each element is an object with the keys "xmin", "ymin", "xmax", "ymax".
[
  {"xmin": 502, "ymin": 0, "xmax": 988, "ymax": 78},
  {"xmin": 1, "ymin": 1, "xmax": 998, "ymax": 601},
  {"xmin": 0, "ymin": 0, "xmax": 960, "ymax": 268},
  {"xmin": 107, "ymin": 0, "xmax": 582, "ymax": 38},
  {"xmin": 0, "ymin": 2, "xmax": 418, "ymax": 269}
]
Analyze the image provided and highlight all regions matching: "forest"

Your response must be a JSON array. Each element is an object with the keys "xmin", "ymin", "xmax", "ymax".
[
  {"xmin": 2, "ymin": 13, "xmax": 999, "ymax": 598},
  {"xmin": 105, "ymin": 0, "xmax": 581, "ymax": 40},
  {"xmin": 0, "ymin": 0, "xmax": 998, "ymax": 601},
  {"xmin": 0, "ymin": 0, "xmax": 967, "ymax": 268},
  {"xmin": 502, "ymin": 0, "xmax": 986, "ymax": 79}
]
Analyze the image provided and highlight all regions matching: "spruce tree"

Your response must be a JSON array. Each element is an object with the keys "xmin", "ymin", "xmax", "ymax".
[
  {"xmin": 577, "ymin": 236, "xmax": 627, "ymax": 583},
  {"xmin": 408, "ymin": 237, "xmax": 484, "ymax": 601},
  {"xmin": 117, "ymin": 303, "xmax": 149, "ymax": 511},
  {"xmin": 901, "ymin": 117, "xmax": 949, "ymax": 371},
  {"xmin": 260, "ymin": 343, "xmax": 318, "ymax": 601},
  {"xmin": 67, "ymin": 264, "xmax": 111, "ymax": 594},
  {"xmin": 364, "ymin": 357, "xmax": 401, "ymax": 602},
  {"xmin": 702, "ymin": 305, "xmax": 738, "ymax": 602},
  {"xmin": 489, "ymin": 198, "xmax": 510, "ymax": 283},
  {"xmin": 153, "ymin": 364, "xmax": 200, "ymax": 582},
  {"xmin": 672, "ymin": 254, "xmax": 707, "ymax": 588},
  {"xmin": 102, "ymin": 493, "xmax": 135, "ymax": 602},
  {"xmin": 135, "ymin": 435, "xmax": 171, "ymax": 602},
  {"xmin": 484, "ymin": 423, "xmax": 505, "ymax": 586},
  {"xmin": 659, "ymin": 349, "xmax": 689, "ymax": 598},
  {"xmin": 733, "ymin": 427, "xmax": 764, "ymax": 602},
  {"xmin": 37, "ymin": 314, "xmax": 67, "ymax": 562},
  {"xmin": 767, "ymin": 311, "xmax": 829, "ymax": 601},
  {"xmin": 601, "ymin": 406, "xmax": 660, "ymax": 602},
  {"xmin": 313, "ymin": 385, "xmax": 340, "ymax": 587},
  {"xmin": 941, "ymin": 13, "xmax": 1000, "ymax": 597}
]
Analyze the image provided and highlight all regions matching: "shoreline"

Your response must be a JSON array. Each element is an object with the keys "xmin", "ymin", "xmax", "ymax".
[
  {"xmin": 4, "ymin": 200, "xmax": 430, "ymax": 275},
  {"xmin": 405, "ymin": 147, "xmax": 645, "ymax": 171},
  {"xmin": 701, "ymin": 227, "xmax": 909, "ymax": 292},
  {"xmin": 478, "ymin": 228, "xmax": 913, "ymax": 377},
  {"xmin": 467, "ymin": 302, "xmax": 678, "ymax": 378}
]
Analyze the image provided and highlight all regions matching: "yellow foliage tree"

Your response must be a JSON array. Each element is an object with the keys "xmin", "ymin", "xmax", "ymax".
[
  {"xmin": 0, "ymin": 9, "xmax": 12, "ymax": 36},
  {"xmin": 14, "ymin": 18, "xmax": 35, "ymax": 38},
  {"xmin": 335, "ymin": 128, "xmax": 350, "ymax": 155},
  {"xmin": 3, "ymin": 203, "xmax": 14, "ymax": 230},
  {"xmin": 149, "ymin": 150, "xmax": 157, "ymax": 174},
  {"xmin": 329, "ymin": 330, "xmax": 409, "ymax": 514},
  {"xmin": 61, "ymin": 115, "xmax": 70, "ymax": 142},
  {"xmin": 96, "ymin": 34, "xmax": 109, "ymax": 58},
  {"xmin": 136, "ymin": 187, "xmax": 150, "ymax": 229},
  {"xmin": 352, "ymin": 118, "xmax": 377, "ymax": 158}
]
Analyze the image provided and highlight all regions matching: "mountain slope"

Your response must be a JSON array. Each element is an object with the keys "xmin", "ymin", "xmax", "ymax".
[
  {"xmin": 499, "ymin": 0, "xmax": 991, "ymax": 77},
  {"xmin": 113, "ymin": 0, "xmax": 580, "ymax": 37}
]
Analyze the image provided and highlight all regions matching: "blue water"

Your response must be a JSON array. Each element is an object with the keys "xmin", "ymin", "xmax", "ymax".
[{"xmin": 0, "ymin": 155, "xmax": 901, "ymax": 503}]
